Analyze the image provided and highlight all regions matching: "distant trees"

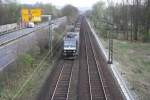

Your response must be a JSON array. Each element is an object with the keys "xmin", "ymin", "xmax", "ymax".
[
  {"xmin": 0, "ymin": 2, "xmax": 59, "ymax": 25},
  {"xmin": 143, "ymin": 0, "xmax": 150, "ymax": 41},
  {"xmin": 61, "ymin": 5, "xmax": 79, "ymax": 23},
  {"xmin": 34, "ymin": 3, "xmax": 59, "ymax": 19},
  {"xmin": 89, "ymin": 0, "xmax": 150, "ymax": 42},
  {"xmin": 91, "ymin": 2, "xmax": 105, "ymax": 26},
  {"xmin": 0, "ymin": 1, "xmax": 79, "ymax": 25},
  {"xmin": 0, "ymin": 2, "xmax": 20, "ymax": 25}
]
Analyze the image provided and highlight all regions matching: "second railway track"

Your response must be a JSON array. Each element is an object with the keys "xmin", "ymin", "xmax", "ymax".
[
  {"xmin": 84, "ymin": 27, "xmax": 111, "ymax": 100},
  {"xmin": 78, "ymin": 21, "xmax": 110, "ymax": 100},
  {"xmin": 78, "ymin": 18, "xmax": 124, "ymax": 100}
]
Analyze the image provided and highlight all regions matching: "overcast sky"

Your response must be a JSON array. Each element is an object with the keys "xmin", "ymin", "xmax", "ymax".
[{"xmin": 20, "ymin": 0, "xmax": 122, "ymax": 9}]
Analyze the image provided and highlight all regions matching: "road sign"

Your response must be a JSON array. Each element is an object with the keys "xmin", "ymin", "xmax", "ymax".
[
  {"xmin": 30, "ymin": 8, "xmax": 41, "ymax": 16},
  {"xmin": 21, "ymin": 9, "xmax": 29, "ymax": 22},
  {"xmin": 31, "ymin": 17, "xmax": 41, "ymax": 22},
  {"xmin": 30, "ymin": 8, "xmax": 41, "ymax": 22}
]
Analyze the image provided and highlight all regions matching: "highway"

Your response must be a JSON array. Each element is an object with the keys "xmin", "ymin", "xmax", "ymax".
[
  {"xmin": 0, "ymin": 17, "xmax": 67, "ymax": 70},
  {"xmin": 0, "ymin": 28, "xmax": 43, "ymax": 70},
  {"xmin": 0, "ymin": 22, "xmax": 49, "ymax": 46}
]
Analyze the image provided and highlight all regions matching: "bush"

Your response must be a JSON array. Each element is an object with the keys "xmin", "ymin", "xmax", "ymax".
[
  {"xmin": 0, "ymin": 82, "xmax": 4, "ymax": 97},
  {"xmin": 143, "ymin": 32, "xmax": 150, "ymax": 42},
  {"xmin": 20, "ymin": 54, "xmax": 34, "ymax": 66}
]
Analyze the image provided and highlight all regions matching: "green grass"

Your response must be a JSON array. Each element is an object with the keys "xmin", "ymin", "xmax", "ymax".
[
  {"xmin": 99, "ymin": 37, "xmax": 150, "ymax": 100},
  {"xmin": 0, "ymin": 25, "xmax": 65, "ymax": 100},
  {"xmin": 0, "ymin": 48, "xmax": 57, "ymax": 100},
  {"xmin": 0, "ymin": 49, "xmax": 42, "ymax": 99},
  {"xmin": 89, "ymin": 18, "xmax": 150, "ymax": 99},
  {"xmin": 15, "ymin": 54, "xmax": 55, "ymax": 100}
]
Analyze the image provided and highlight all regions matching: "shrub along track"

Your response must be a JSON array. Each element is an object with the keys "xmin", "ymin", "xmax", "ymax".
[{"xmin": 9, "ymin": 35, "xmax": 63, "ymax": 100}]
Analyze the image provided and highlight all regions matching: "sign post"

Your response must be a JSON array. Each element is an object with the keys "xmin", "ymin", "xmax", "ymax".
[
  {"xmin": 48, "ymin": 15, "xmax": 52, "ymax": 55},
  {"xmin": 41, "ymin": 15, "xmax": 52, "ymax": 57},
  {"xmin": 21, "ymin": 8, "xmax": 42, "ymax": 25},
  {"xmin": 21, "ymin": 8, "xmax": 29, "ymax": 23}
]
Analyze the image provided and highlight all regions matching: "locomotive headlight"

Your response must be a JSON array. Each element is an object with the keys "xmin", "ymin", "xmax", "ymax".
[{"xmin": 73, "ymin": 50, "xmax": 76, "ymax": 52}]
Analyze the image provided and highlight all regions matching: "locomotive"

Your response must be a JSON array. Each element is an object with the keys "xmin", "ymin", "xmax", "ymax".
[
  {"xmin": 62, "ymin": 16, "xmax": 81, "ymax": 59},
  {"xmin": 63, "ymin": 32, "xmax": 79, "ymax": 59}
]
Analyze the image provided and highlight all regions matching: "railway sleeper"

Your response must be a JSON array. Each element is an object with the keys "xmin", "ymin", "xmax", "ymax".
[
  {"xmin": 92, "ymin": 96, "xmax": 105, "ymax": 100},
  {"xmin": 53, "ymin": 96, "xmax": 66, "ymax": 100},
  {"xmin": 58, "ymin": 81, "xmax": 69, "ymax": 84},
  {"xmin": 55, "ymin": 91, "xmax": 68, "ymax": 94},
  {"xmin": 56, "ymin": 87, "xmax": 68, "ymax": 91}
]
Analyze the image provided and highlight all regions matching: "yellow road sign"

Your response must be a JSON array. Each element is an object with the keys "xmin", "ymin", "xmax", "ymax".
[
  {"xmin": 21, "ymin": 8, "xmax": 42, "ymax": 22},
  {"xmin": 30, "ymin": 8, "xmax": 41, "ymax": 17},
  {"xmin": 30, "ymin": 8, "xmax": 41, "ymax": 22},
  {"xmin": 21, "ymin": 8, "xmax": 29, "ymax": 22},
  {"xmin": 31, "ymin": 16, "xmax": 41, "ymax": 22}
]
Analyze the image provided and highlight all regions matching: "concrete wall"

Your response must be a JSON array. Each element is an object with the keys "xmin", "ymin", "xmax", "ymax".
[{"xmin": 0, "ymin": 23, "xmax": 18, "ymax": 33}]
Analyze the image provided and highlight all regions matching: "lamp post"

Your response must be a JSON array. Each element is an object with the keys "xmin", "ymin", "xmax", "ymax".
[
  {"xmin": 108, "ymin": 25, "xmax": 116, "ymax": 64},
  {"xmin": 108, "ymin": 31, "xmax": 113, "ymax": 64},
  {"xmin": 48, "ymin": 19, "xmax": 51, "ymax": 51},
  {"xmin": 48, "ymin": 16, "xmax": 53, "ymax": 56}
]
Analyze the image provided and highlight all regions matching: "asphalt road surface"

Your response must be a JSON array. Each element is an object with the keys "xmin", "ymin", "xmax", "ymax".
[{"xmin": 0, "ymin": 22, "xmax": 49, "ymax": 46}]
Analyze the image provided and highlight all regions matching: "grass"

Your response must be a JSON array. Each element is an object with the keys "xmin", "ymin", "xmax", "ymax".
[
  {"xmin": 15, "ymin": 51, "xmax": 57, "ymax": 100},
  {"xmin": 0, "ymin": 26, "xmax": 65, "ymax": 100},
  {"xmin": 0, "ymin": 44, "xmax": 59, "ymax": 100},
  {"xmin": 89, "ymin": 19, "xmax": 150, "ymax": 100},
  {"xmin": 99, "ymin": 36, "xmax": 150, "ymax": 100},
  {"xmin": 16, "ymin": 30, "xmax": 64, "ymax": 100},
  {"xmin": 0, "ymin": 46, "xmax": 46, "ymax": 100}
]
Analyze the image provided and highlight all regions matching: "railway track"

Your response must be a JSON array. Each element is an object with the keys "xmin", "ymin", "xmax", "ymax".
[
  {"xmin": 78, "ymin": 22, "xmax": 91, "ymax": 100},
  {"xmin": 78, "ymin": 18, "xmax": 124, "ymax": 100},
  {"xmin": 38, "ymin": 17, "xmax": 124, "ymax": 100},
  {"xmin": 78, "ymin": 23, "xmax": 110, "ymax": 100},
  {"xmin": 37, "ymin": 60, "xmax": 74, "ymax": 100},
  {"xmin": 50, "ymin": 60, "xmax": 73, "ymax": 100},
  {"xmin": 85, "ymin": 29, "xmax": 111, "ymax": 100}
]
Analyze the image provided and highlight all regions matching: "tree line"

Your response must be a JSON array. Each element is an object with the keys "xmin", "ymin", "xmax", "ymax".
[
  {"xmin": 0, "ymin": 0, "xmax": 79, "ymax": 25},
  {"xmin": 0, "ymin": 2, "xmax": 59, "ymax": 25},
  {"xmin": 88, "ymin": 0, "xmax": 150, "ymax": 42},
  {"xmin": 0, "ymin": 3, "xmax": 20, "ymax": 25}
]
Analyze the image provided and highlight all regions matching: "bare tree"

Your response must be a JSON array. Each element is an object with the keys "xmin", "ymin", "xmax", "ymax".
[
  {"xmin": 61, "ymin": 5, "xmax": 79, "ymax": 23},
  {"xmin": 90, "ymin": 0, "xmax": 150, "ymax": 42}
]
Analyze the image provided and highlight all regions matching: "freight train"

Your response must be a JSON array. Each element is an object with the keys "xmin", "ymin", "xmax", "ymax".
[{"xmin": 62, "ymin": 16, "xmax": 81, "ymax": 59}]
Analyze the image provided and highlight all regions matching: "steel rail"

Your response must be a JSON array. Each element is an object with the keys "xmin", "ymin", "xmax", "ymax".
[
  {"xmin": 50, "ymin": 64, "xmax": 65, "ymax": 100},
  {"xmin": 78, "ymin": 22, "xmax": 91, "ymax": 100},
  {"xmin": 66, "ymin": 61, "xmax": 74, "ymax": 100},
  {"xmin": 84, "ymin": 30, "xmax": 93, "ymax": 100},
  {"xmin": 87, "ymin": 30, "xmax": 108, "ymax": 100}
]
